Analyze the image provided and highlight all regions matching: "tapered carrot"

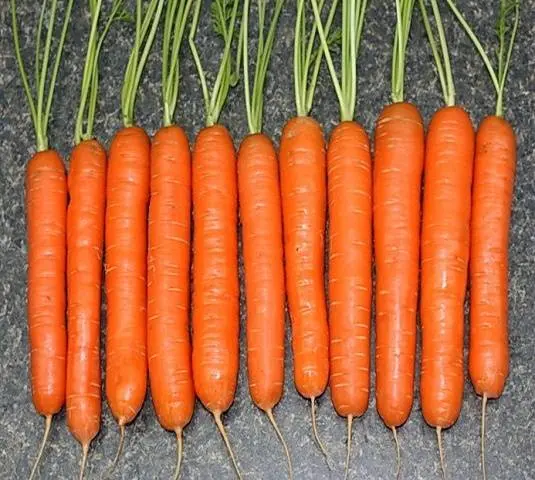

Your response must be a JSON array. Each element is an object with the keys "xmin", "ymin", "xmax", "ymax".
[
  {"xmin": 279, "ymin": 0, "xmax": 339, "ymax": 466},
  {"xmin": 311, "ymin": 1, "xmax": 371, "ymax": 476},
  {"xmin": 11, "ymin": 1, "xmax": 73, "ymax": 477},
  {"xmin": 373, "ymin": 2, "xmax": 424, "ymax": 476},
  {"xmin": 447, "ymin": 2, "xmax": 519, "ymax": 478},
  {"xmin": 66, "ymin": 2, "xmax": 125, "ymax": 478},
  {"xmin": 238, "ymin": 0, "xmax": 291, "ymax": 477},
  {"xmin": 104, "ymin": 0, "xmax": 164, "ymax": 474},
  {"xmin": 189, "ymin": 0, "xmax": 242, "ymax": 477},
  {"xmin": 419, "ymin": 1, "xmax": 475, "ymax": 476},
  {"xmin": 147, "ymin": 2, "xmax": 195, "ymax": 478}
]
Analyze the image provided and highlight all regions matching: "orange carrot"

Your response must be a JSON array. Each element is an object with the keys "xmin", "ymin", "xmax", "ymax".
[
  {"xmin": 66, "ymin": 139, "xmax": 106, "ymax": 477},
  {"xmin": 238, "ymin": 1, "xmax": 290, "ymax": 475},
  {"xmin": 147, "ymin": 2, "xmax": 194, "ymax": 478},
  {"xmin": 419, "ymin": 1, "xmax": 475, "ymax": 475},
  {"xmin": 311, "ymin": 1, "xmax": 372, "ymax": 475},
  {"xmin": 446, "ymin": 2, "xmax": 520, "ymax": 478},
  {"xmin": 189, "ymin": 0, "xmax": 242, "ymax": 477},
  {"xmin": 277, "ymin": 0, "xmax": 338, "ymax": 464},
  {"xmin": 104, "ymin": 0, "xmax": 164, "ymax": 473},
  {"xmin": 66, "ymin": 2, "xmax": 123, "ymax": 477},
  {"xmin": 368, "ymin": 1, "xmax": 424, "ymax": 475},
  {"xmin": 11, "ymin": 1, "xmax": 73, "ymax": 477}
]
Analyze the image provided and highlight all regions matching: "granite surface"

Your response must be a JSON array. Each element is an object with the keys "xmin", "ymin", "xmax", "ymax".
[{"xmin": 0, "ymin": 1, "xmax": 534, "ymax": 479}]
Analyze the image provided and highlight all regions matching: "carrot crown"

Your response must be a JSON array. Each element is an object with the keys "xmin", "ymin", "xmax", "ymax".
[
  {"xmin": 391, "ymin": 0, "xmax": 416, "ymax": 103},
  {"xmin": 419, "ymin": 0, "xmax": 455, "ymax": 106},
  {"xmin": 189, "ymin": 0, "xmax": 241, "ymax": 127},
  {"xmin": 76, "ymin": 0, "xmax": 129, "ymax": 144},
  {"xmin": 312, "ymin": 0, "xmax": 368, "ymax": 122},
  {"xmin": 294, "ymin": 0, "xmax": 340, "ymax": 117},
  {"xmin": 121, "ymin": 0, "xmax": 165, "ymax": 128},
  {"xmin": 11, "ymin": 0, "xmax": 74, "ymax": 152},
  {"xmin": 161, "ymin": 0, "xmax": 194, "ymax": 127},
  {"xmin": 446, "ymin": 0, "xmax": 519, "ymax": 117},
  {"xmin": 242, "ymin": 0, "xmax": 285, "ymax": 134}
]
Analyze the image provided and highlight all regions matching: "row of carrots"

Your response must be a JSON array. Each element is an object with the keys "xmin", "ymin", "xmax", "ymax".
[{"xmin": 12, "ymin": 0, "xmax": 519, "ymax": 479}]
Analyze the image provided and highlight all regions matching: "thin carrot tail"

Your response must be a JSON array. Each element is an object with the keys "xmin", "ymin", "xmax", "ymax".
[
  {"xmin": 344, "ymin": 415, "xmax": 353, "ymax": 480},
  {"xmin": 29, "ymin": 414, "xmax": 52, "ymax": 480},
  {"xmin": 436, "ymin": 426, "xmax": 446, "ymax": 480},
  {"xmin": 266, "ymin": 409, "xmax": 293, "ymax": 480},
  {"xmin": 173, "ymin": 428, "xmax": 183, "ymax": 480},
  {"xmin": 103, "ymin": 421, "xmax": 125, "ymax": 479},
  {"xmin": 481, "ymin": 394, "xmax": 488, "ymax": 480},
  {"xmin": 392, "ymin": 426, "xmax": 401, "ymax": 480},
  {"xmin": 79, "ymin": 443, "xmax": 89, "ymax": 480},
  {"xmin": 310, "ymin": 397, "xmax": 331, "ymax": 470},
  {"xmin": 213, "ymin": 411, "xmax": 242, "ymax": 480}
]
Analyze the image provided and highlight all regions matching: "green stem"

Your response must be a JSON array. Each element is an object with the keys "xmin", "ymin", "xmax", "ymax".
[
  {"xmin": 419, "ymin": 0, "xmax": 455, "ymax": 106},
  {"xmin": 446, "ymin": 0, "xmax": 518, "ymax": 117},
  {"xmin": 243, "ymin": 0, "xmax": 284, "ymax": 134},
  {"xmin": 190, "ymin": 0, "xmax": 240, "ymax": 127},
  {"xmin": 122, "ymin": 0, "xmax": 164, "ymax": 127},
  {"xmin": 11, "ymin": 0, "xmax": 74, "ymax": 152},
  {"xmin": 311, "ymin": 0, "xmax": 368, "ymax": 122},
  {"xmin": 162, "ymin": 0, "xmax": 194, "ymax": 126},
  {"xmin": 445, "ymin": 0, "xmax": 500, "ymax": 92},
  {"xmin": 75, "ymin": 0, "xmax": 103, "ymax": 143},
  {"xmin": 392, "ymin": 0, "xmax": 416, "ymax": 103}
]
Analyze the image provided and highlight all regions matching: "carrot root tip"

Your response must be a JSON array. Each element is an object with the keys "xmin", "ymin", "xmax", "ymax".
[
  {"xmin": 310, "ymin": 398, "xmax": 331, "ymax": 470},
  {"xmin": 213, "ymin": 411, "xmax": 242, "ymax": 480},
  {"xmin": 29, "ymin": 414, "xmax": 53, "ymax": 480},
  {"xmin": 481, "ymin": 394, "xmax": 488, "ymax": 480},
  {"xmin": 344, "ymin": 415, "xmax": 353, "ymax": 480},
  {"xmin": 391, "ymin": 426, "xmax": 401, "ymax": 480},
  {"xmin": 104, "ymin": 422, "xmax": 126, "ymax": 479},
  {"xmin": 79, "ymin": 443, "xmax": 89, "ymax": 480},
  {"xmin": 266, "ymin": 409, "xmax": 293, "ymax": 480},
  {"xmin": 173, "ymin": 428, "xmax": 183, "ymax": 480},
  {"xmin": 436, "ymin": 426, "xmax": 446, "ymax": 480}
]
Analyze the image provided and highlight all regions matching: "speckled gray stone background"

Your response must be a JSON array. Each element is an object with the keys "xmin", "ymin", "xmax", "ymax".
[{"xmin": 0, "ymin": 1, "xmax": 534, "ymax": 479}]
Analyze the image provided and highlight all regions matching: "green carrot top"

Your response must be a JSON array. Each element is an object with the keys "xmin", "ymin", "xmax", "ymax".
[
  {"xmin": 419, "ymin": 0, "xmax": 455, "ymax": 106},
  {"xmin": 293, "ymin": 0, "xmax": 340, "ymax": 117},
  {"xmin": 121, "ymin": 0, "xmax": 165, "ymax": 128},
  {"xmin": 242, "ymin": 0, "xmax": 285, "ymax": 134},
  {"xmin": 11, "ymin": 0, "xmax": 74, "ymax": 152},
  {"xmin": 161, "ymin": 0, "xmax": 194, "ymax": 127},
  {"xmin": 76, "ymin": 0, "xmax": 129, "ymax": 143},
  {"xmin": 391, "ymin": 0, "xmax": 416, "ymax": 103},
  {"xmin": 446, "ymin": 0, "xmax": 519, "ymax": 117},
  {"xmin": 189, "ymin": 0, "xmax": 241, "ymax": 127},
  {"xmin": 312, "ymin": 0, "xmax": 368, "ymax": 122}
]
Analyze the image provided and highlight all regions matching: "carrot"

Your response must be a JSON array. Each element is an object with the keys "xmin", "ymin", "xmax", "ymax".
[
  {"xmin": 65, "ymin": 3, "xmax": 125, "ymax": 478},
  {"xmin": 279, "ymin": 0, "xmax": 338, "ymax": 466},
  {"xmin": 147, "ymin": 1, "xmax": 195, "ymax": 478},
  {"xmin": 11, "ymin": 1, "xmax": 73, "ymax": 477},
  {"xmin": 311, "ymin": 1, "xmax": 371, "ymax": 476},
  {"xmin": 238, "ymin": 0, "xmax": 291, "ymax": 477},
  {"xmin": 419, "ymin": 1, "xmax": 475, "ymax": 476},
  {"xmin": 372, "ymin": 1, "xmax": 424, "ymax": 476},
  {"xmin": 104, "ymin": 0, "xmax": 164, "ymax": 474},
  {"xmin": 188, "ymin": 0, "xmax": 242, "ymax": 477},
  {"xmin": 446, "ymin": 2, "xmax": 519, "ymax": 478}
]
